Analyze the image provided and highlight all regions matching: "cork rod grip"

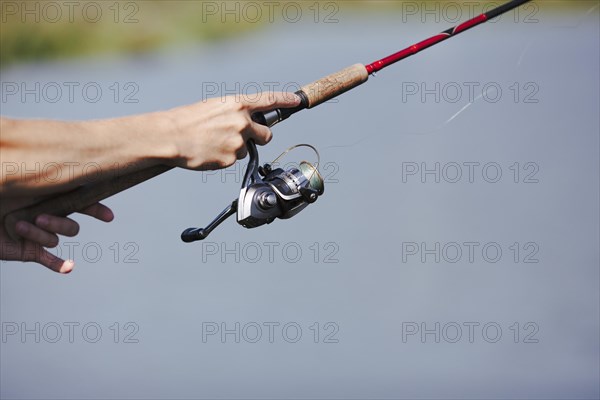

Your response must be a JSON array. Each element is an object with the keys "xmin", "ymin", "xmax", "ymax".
[
  {"xmin": 300, "ymin": 63, "xmax": 369, "ymax": 108},
  {"xmin": 3, "ymin": 165, "xmax": 172, "ymax": 242}
]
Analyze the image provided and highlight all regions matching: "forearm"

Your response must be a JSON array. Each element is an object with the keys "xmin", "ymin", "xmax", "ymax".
[
  {"xmin": 0, "ymin": 92, "xmax": 301, "ymax": 197},
  {"xmin": 0, "ymin": 113, "xmax": 175, "ymax": 196}
]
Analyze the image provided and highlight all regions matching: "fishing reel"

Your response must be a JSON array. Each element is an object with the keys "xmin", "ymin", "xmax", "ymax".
[{"xmin": 181, "ymin": 140, "xmax": 324, "ymax": 242}]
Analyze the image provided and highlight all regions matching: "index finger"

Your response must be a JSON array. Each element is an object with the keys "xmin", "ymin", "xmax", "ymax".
[{"xmin": 242, "ymin": 91, "xmax": 301, "ymax": 113}]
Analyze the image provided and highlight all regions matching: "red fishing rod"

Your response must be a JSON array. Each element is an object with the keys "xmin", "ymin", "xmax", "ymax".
[
  {"xmin": 254, "ymin": 0, "xmax": 533, "ymax": 126},
  {"xmin": 4, "ymin": 0, "xmax": 534, "ymax": 242}
]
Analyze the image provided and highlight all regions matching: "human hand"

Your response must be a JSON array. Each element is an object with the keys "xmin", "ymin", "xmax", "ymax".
[
  {"xmin": 164, "ymin": 92, "xmax": 300, "ymax": 170},
  {"xmin": 0, "ymin": 197, "xmax": 113, "ymax": 273}
]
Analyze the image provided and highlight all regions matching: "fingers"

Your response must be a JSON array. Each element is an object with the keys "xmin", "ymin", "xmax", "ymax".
[
  {"xmin": 18, "ymin": 242, "xmax": 74, "ymax": 274},
  {"xmin": 27, "ymin": 247, "xmax": 75, "ymax": 274},
  {"xmin": 16, "ymin": 205, "xmax": 111, "ymax": 246},
  {"xmin": 15, "ymin": 221, "xmax": 59, "ymax": 248},
  {"xmin": 35, "ymin": 214, "xmax": 80, "ymax": 237},
  {"xmin": 243, "ymin": 92, "xmax": 301, "ymax": 113},
  {"xmin": 12, "ymin": 204, "xmax": 113, "ymax": 272},
  {"xmin": 37, "ymin": 250, "xmax": 75, "ymax": 274},
  {"xmin": 13, "ymin": 204, "xmax": 112, "ymax": 274},
  {"xmin": 240, "ymin": 92, "xmax": 300, "ymax": 146},
  {"xmin": 79, "ymin": 203, "xmax": 114, "ymax": 222},
  {"xmin": 236, "ymin": 145, "xmax": 248, "ymax": 160},
  {"xmin": 244, "ymin": 122, "xmax": 273, "ymax": 146}
]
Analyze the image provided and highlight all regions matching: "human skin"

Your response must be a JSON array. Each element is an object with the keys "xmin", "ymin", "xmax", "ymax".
[{"xmin": 0, "ymin": 92, "xmax": 301, "ymax": 273}]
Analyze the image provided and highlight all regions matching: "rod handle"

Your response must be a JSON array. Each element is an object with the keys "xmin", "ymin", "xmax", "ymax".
[
  {"xmin": 300, "ymin": 63, "xmax": 369, "ymax": 108},
  {"xmin": 3, "ymin": 165, "xmax": 173, "ymax": 241}
]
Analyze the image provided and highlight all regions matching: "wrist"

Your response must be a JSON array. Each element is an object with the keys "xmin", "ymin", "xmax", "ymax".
[
  {"xmin": 145, "ymin": 110, "xmax": 180, "ymax": 163},
  {"xmin": 154, "ymin": 103, "xmax": 208, "ymax": 168}
]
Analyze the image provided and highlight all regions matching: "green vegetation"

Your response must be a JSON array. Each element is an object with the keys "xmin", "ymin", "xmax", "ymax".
[
  {"xmin": 0, "ymin": 0, "xmax": 591, "ymax": 68},
  {"xmin": 0, "ymin": 1, "xmax": 269, "ymax": 67}
]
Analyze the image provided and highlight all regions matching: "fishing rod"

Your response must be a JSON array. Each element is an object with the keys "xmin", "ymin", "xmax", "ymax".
[
  {"xmin": 253, "ymin": 0, "xmax": 533, "ymax": 127},
  {"xmin": 4, "ymin": 0, "xmax": 533, "ymax": 242}
]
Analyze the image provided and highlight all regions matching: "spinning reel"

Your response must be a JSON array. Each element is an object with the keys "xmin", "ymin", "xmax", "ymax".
[{"xmin": 181, "ymin": 140, "xmax": 324, "ymax": 242}]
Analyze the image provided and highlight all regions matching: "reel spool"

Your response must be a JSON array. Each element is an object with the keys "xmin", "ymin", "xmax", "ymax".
[{"xmin": 181, "ymin": 140, "xmax": 324, "ymax": 242}]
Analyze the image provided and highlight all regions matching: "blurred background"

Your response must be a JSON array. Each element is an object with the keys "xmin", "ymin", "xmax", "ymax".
[{"xmin": 1, "ymin": 1, "xmax": 599, "ymax": 399}]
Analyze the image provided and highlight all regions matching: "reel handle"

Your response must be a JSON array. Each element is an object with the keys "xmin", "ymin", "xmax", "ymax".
[
  {"xmin": 181, "ymin": 200, "xmax": 238, "ymax": 242},
  {"xmin": 183, "ymin": 139, "xmax": 259, "ymax": 243},
  {"xmin": 3, "ymin": 165, "xmax": 172, "ymax": 241}
]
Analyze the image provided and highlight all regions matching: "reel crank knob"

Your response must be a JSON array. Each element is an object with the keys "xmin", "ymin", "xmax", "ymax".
[{"xmin": 181, "ymin": 228, "xmax": 208, "ymax": 242}]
